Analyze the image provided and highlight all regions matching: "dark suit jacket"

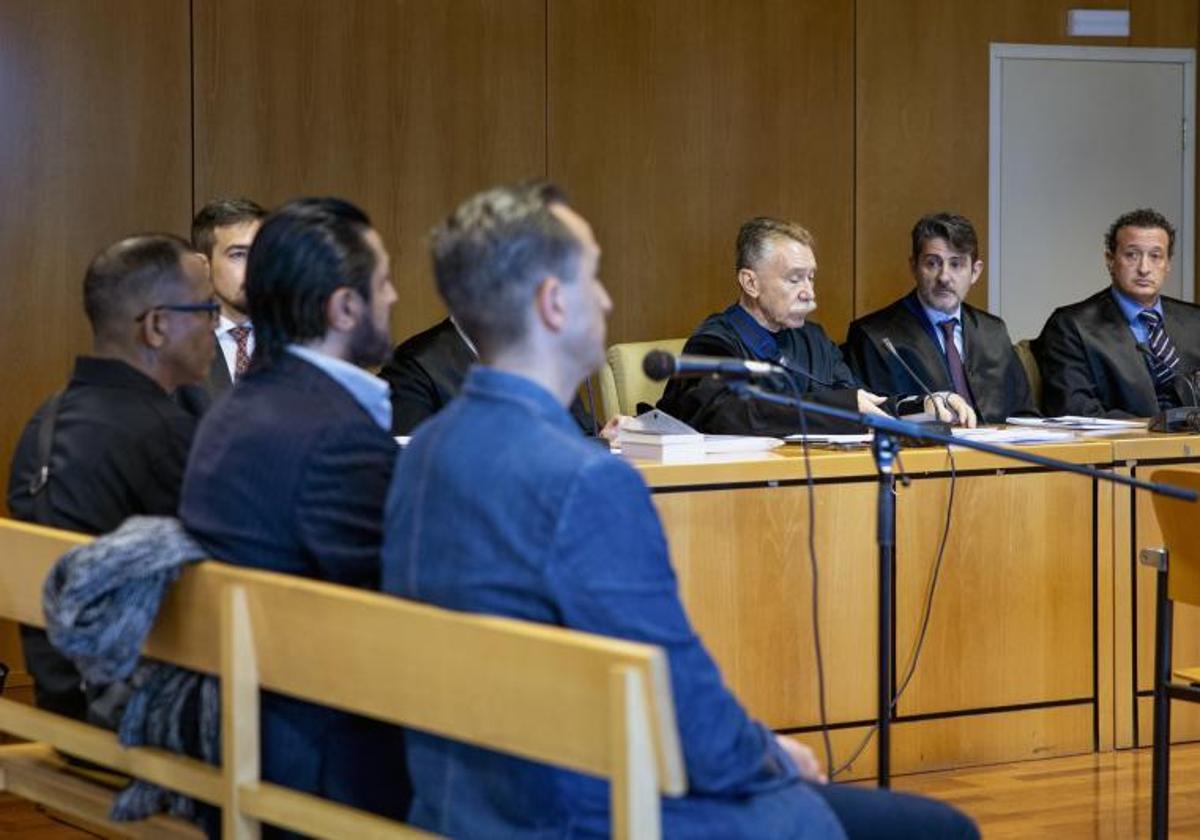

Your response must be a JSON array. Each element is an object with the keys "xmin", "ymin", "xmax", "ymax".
[
  {"xmin": 844, "ymin": 291, "xmax": 1036, "ymax": 423},
  {"xmin": 656, "ymin": 309, "xmax": 862, "ymax": 435},
  {"xmin": 1034, "ymin": 289, "xmax": 1200, "ymax": 418},
  {"xmin": 379, "ymin": 317, "xmax": 599, "ymax": 435},
  {"xmin": 180, "ymin": 351, "xmax": 409, "ymax": 827}
]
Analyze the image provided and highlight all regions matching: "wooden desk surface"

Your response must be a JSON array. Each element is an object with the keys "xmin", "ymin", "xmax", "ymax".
[{"xmin": 632, "ymin": 434, "xmax": 1117, "ymax": 488}]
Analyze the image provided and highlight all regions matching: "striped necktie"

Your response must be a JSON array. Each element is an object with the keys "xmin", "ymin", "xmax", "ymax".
[{"xmin": 1138, "ymin": 310, "xmax": 1179, "ymax": 386}]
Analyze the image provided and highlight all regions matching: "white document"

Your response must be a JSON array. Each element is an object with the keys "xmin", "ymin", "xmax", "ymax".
[
  {"xmin": 952, "ymin": 427, "xmax": 1076, "ymax": 445},
  {"xmin": 1006, "ymin": 415, "xmax": 1146, "ymax": 431}
]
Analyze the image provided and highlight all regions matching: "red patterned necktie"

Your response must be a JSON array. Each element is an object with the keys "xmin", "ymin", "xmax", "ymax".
[{"xmin": 228, "ymin": 325, "xmax": 252, "ymax": 378}]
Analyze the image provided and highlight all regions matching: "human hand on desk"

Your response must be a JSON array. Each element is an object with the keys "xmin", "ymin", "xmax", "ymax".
[
  {"xmin": 856, "ymin": 389, "xmax": 890, "ymax": 418},
  {"xmin": 775, "ymin": 734, "xmax": 827, "ymax": 783},
  {"xmin": 924, "ymin": 392, "xmax": 977, "ymax": 428},
  {"xmin": 598, "ymin": 415, "xmax": 631, "ymax": 442}
]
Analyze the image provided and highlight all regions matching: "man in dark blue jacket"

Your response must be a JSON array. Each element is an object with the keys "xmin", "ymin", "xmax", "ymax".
[
  {"xmin": 381, "ymin": 182, "xmax": 977, "ymax": 838},
  {"xmin": 180, "ymin": 197, "xmax": 409, "ymax": 833}
]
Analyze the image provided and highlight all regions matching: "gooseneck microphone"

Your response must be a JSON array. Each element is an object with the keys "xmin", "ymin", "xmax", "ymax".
[
  {"xmin": 776, "ymin": 357, "xmax": 836, "ymax": 389},
  {"xmin": 642, "ymin": 350, "xmax": 784, "ymax": 382},
  {"xmin": 880, "ymin": 337, "xmax": 961, "ymax": 424}
]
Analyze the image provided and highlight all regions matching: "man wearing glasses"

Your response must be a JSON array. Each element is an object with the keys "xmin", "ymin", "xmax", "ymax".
[
  {"xmin": 1036, "ymin": 208, "xmax": 1200, "ymax": 417},
  {"xmin": 7, "ymin": 233, "xmax": 216, "ymax": 721}
]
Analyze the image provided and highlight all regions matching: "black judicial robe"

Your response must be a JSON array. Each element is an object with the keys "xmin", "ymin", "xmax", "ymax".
[
  {"xmin": 656, "ymin": 307, "xmax": 863, "ymax": 435},
  {"xmin": 844, "ymin": 291, "xmax": 1036, "ymax": 424},
  {"xmin": 379, "ymin": 317, "xmax": 598, "ymax": 435},
  {"xmin": 1034, "ymin": 289, "xmax": 1200, "ymax": 418}
]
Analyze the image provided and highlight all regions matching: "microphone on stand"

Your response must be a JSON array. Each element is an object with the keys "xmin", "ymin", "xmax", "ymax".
[
  {"xmin": 880, "ymin": 337, "xmax": 960, "ymax": 427},
  {"xmin": 642, "ymin": 350, "xmax": 785, "ymax": 382}
]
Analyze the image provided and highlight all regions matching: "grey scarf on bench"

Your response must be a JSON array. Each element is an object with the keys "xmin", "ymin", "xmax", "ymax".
[{"xmin": 42, "ymin": 515, "xmax": 219, "ymax": 824}]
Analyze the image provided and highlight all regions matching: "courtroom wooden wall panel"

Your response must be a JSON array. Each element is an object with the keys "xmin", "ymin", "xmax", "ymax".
[
  {"xmin": 549, "ymin": 0, "xmax": 855, "ymax": 344},
  {"xmin": 0, "ymin": 0, "xmax": 192, "ymax": 673},
  {"xmin": 653, "ymin": 481, "xmax": 878, "ymax": 729},
  {"xmin": 193, "ymin": 0, "xmax": 547, "ymax": 342},
  {"xmin": 896, "ymin": 471, "xmax": 1096, "ymax": 715},
  {"xmin": 853, "ymin": 0, "xmax": 1166, "ymax": 321}
]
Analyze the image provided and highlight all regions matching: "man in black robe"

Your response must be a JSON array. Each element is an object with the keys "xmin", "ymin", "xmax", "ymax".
[
  {"xmin": 380, "ymin": 316, "xmax": 608, "ymax": 437},
  {"xmin": 658, "ymin": 217, "xmax": 973, "ymax": 435},
  {"xmin": 1035, "ymin": 208, "xmax": 1200, "ymax": 418},
  {"xmin": 844, "ymin": 213, "xmax": 1035, "ymax": 424}
]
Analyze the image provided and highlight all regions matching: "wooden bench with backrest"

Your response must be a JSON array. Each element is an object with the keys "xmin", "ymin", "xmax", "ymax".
[{"xmin": 0, "ymin": 518, "xmax": 686, "ymax": 838}]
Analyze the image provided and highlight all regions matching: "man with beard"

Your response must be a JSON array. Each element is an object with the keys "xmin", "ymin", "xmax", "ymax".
[
  {"xmin": 180, "ymin": 197, "xmax": 409, "ymax": 831},
  {"xmin": 844, "ymin": 213, "xmax": 1034, "ymax": 424}
]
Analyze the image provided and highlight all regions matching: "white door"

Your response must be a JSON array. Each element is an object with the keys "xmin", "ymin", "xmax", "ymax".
[{"xmin": 989, "ymin": 44, "xmax": 1195, "ymax": 340}]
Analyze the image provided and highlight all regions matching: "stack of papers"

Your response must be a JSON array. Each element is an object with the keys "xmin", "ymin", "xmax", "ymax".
[
  {"xmin": 1006, "ymin": 416, "xmax": 1146, "ymax": 431},
  {"xmin": 619, "ymin": 431, "xmax": 783, "ymax": 463},
  {"xmin": 616, "ymin": 407, "xmax": 782, "ymax": 462},
  {"xmin": 951, "ymin": 427, "xmax": 1076, "ymax": 445}
]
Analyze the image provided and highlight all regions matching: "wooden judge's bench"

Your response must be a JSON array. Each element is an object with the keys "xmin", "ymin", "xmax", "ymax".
[{"xmin": 635, "ymin": 430, "xmax": 1200, "ymax": 780}]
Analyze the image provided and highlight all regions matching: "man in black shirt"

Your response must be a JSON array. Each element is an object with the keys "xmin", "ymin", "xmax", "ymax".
[{"xmin": 8, "ymin": 233, "xmax": 216, "ymax": 719}]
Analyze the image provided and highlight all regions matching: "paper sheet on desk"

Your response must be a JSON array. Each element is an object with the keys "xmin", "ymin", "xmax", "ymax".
[
  {"xmin": 951, "ymin": 427, "xmax": 1076, "ymax": 444},
  {"xmin": 1006, "ymin": 415, "xmax": 1146, "ymax": 431}
]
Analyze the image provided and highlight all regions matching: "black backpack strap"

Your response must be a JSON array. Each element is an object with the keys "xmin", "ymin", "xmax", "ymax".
[{"xmin": 29, "ymin": 390, "xmax": 64, "ymax": 523}]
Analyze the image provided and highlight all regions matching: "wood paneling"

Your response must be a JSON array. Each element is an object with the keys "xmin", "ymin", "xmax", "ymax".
[
  {"xmin": 654, "ymin": 481, "xmax": 878, "ymax": 728},
  {"xmin": 0, "ymin": 0, "xmax": 192, "ymax": 504},
  {"xmin": 0, "ymin": 1, "xmax": 191, "ymax": 676},
  {"xmin": 549, "ymin": 0, "xmax": 855, "ymax": 344},
  {"xmin": 896, "ymin": 471, "xmax": 1096, "ymax": 715},
  {"xmin": 855, "ymin": 0, "xmax": 1136, "ymax": 320},
  {"xmin": 193, "ymin": 0, "xmax": 547, "ymax": 341}
]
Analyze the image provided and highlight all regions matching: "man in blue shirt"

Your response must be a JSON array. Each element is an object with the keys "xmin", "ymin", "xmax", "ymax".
[
  {"xmin": 1036, "ymin": 208, "xmax": 1200, "ymax": 417},
  {"xmin": 381, "ymin": 183, "xmax": 977, "ymax": 838}
]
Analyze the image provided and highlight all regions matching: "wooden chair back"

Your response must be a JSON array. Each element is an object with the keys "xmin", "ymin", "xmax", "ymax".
[
  {"xmin": 0, "ymin": 518, "xmax": 685, "ymax": 839},
  {"xmin": 1150, "ymin": 469, "xmax": 1200, "ymax": 607},
  {"xmin": 1014, "ymin": 339, "xmax": 1042, "ymax": 413},
  {"xmin": 601, "ymin": 339, "xmax": 687, "ymax": 417}
]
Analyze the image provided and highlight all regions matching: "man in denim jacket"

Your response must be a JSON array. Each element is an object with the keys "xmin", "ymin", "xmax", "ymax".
[{"xmin": 381, "ymin": 182, "xmax": 977, "ymax": 839}]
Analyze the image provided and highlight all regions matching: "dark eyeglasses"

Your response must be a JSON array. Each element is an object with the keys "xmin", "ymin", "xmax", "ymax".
[{"xmin": 135, "ymin": 300, "xmax": 221, "ymax": 322}]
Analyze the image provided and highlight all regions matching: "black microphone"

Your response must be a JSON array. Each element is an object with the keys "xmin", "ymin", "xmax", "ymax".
[
  {"xmin": 642, "ymin": 350, "xmax": 785, "ymax": 382},
  {"xmin": 881, "ymin": 337, "xmax": 961, "ymax": 425}
]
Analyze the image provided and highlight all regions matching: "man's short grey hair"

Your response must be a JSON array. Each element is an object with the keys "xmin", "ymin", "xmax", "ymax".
[
  {"xmin": 431, "ymin": 181, "xmax": 580, "ymax": 355},
  {"xmin": 735, "ymin": 217, "xmax": 816, "ymax": 273}
]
